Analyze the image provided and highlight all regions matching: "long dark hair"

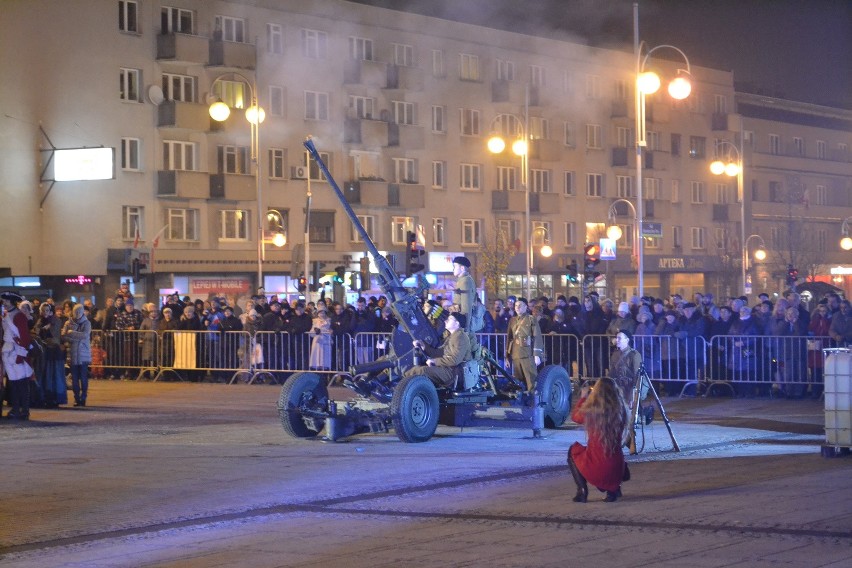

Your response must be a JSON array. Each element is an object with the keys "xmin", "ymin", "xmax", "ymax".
[{"xmin": 579, "ymin": 378, "xmax": 628, "ymax": 455}]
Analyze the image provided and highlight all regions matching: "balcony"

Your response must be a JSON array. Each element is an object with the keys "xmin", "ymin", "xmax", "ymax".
[
  {"xmin": 344, "ymin": 117, "xmax": 392, "ymax": 146},
  {"xmin": 612, "ymin": 147, "xmax": 629, "ymax": 167},
  {"xmin": 388, "ymin": 183, "xmax": 425, "ymax": 208},
  {"xmin": 529, "ymin": 139, "xmax": 562, "ymax": 162},
  {"xmin": 388, "ymin": 124, "xmax": 424, "ymax": 149},
  {"xmin": 208, "ymin": 37, "xmax": 256, "ymax": 69},
  {"xmin": 712, "ymin": 203, "xmax": 731, "ymax": 222},
  {"xmin": 491, "ymin": 189, "xmax": 526, "ymax": 212},
  {"xmin": 611, "ymin": 100, "xmax": 629, "ymax": 118},
  {"xmin": 343, "ymin": 59, "xmax": 387, "ymax": 88},
  {"xmin": 209, "ymin": 173, "xmax": 256, "ymax": 201},
  {"xmin": 385, "ymin": 65, "xmax": 424, "ymax": 91},
  {"xmin": 157, "ymin": 100, "xmax": 210, "ymax": 130},
  {"xmin": 645, "ymin": 102, "xmax": 670, "ymax": 124},
  {"xmin": 156, "ymin": 32, "xmax": 207, "ymax": 64},
  {"xmin": 712, "ymin": 113, "xmax": 735, "ymax": 131},
  {"xmin": 157, "ymin": 170, "xmax": 209, "ymax": 198},
  {"xmin": 536, "ymin": 192, "xmax": 559, "ymax": 212}
]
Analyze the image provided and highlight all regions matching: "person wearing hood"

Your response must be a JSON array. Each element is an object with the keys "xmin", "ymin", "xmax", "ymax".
[
  {"xmin": 62, "ymin": 304, "xmax": 92, "ymax": 407},
  {"xmin": 2, "ymin": 291, "xmax": 35, "ymax": 419}
]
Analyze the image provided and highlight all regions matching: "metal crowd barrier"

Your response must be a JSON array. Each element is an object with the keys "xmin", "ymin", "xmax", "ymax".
[
  {"xmin": 706, "ymin": 334, "xmax": 825, "ymax": 398},
  {"xmin": 81, "ymin": 328, "xmax": 828, "ymax": 397}
]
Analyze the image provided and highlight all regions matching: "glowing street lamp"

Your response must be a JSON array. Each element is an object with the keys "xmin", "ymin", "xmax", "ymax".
[{"xmin": 841, "ymin": 217, "xmax": 852, "ymax": 251}]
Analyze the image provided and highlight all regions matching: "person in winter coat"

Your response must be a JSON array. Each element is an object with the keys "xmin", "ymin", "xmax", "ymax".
[
  {"xmin": 33, "ymin": 302, "xmax": 68, "ymax": 407},
  {"xmin": 567, "ymin": 377, "xmax": 630, "ymax": 503},
  {"xmin": 62, "ymin": 304, "xmax": 92, "ymax": 407},
  {"xmin": 2, "ymin": 291, "xmax": 35, "ymax": 419},
  {"xmin": 727, "ymin": 304, "xmax": 761, "ymax": 390}
]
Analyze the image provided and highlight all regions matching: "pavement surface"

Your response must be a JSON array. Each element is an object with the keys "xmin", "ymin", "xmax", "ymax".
[{"xmin": 1, "ymin": 380, "xmax": 850, "ymax": 567}]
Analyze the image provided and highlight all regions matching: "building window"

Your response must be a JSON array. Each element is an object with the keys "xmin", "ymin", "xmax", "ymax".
[
  {"xmin": 818, "ymin": 229, "xmax": 827, "ymax": 252},
  {"xmin": 714, "ymin": 94, "xmax": 727, "ymax": 114},
  {"xmin": 691, "ymin": 181, "xmax": 705, "ymax": 204},
  {"xmin": 531, "ymin": 221, "xmax": 551, "ymax": 246},
  {"xmin": 120, "ymin": 68, "xmax": 141, "ymax": 102},
  {"xmin": 431, "ymin": 105, "xmax": 446, "ymax": 133},
  {"xmin": 162, "ymin": 73, "xmax": 195, "ymax": 102},
  {"xmin": 352, "ymin": 215, "xmax": 375, "ymax": 243},
  {"xmin": 563, "ymin": 122, "xmax": 575, "ymax": 147},
  {"xmin": 167, "ymin": 208, "xmax": 198, "ymax": 241},
  {"xmin": 267, "ymin": 23, "xmax": 283, "ymax": 54},
  {"xmin": 212, "ymin": 79, "xmax": 247, "ymax": 109},
  {"xmin": 769, "ymin": 134, "xmax": 781, "ymax": 155},
  {"xmin": 269, "ymin": 148, "xmax": 285, "ymax": 179},
  {"xmin": 645, "ymin": 177, "xmax": 662, "ymax": 200},
  {"xmin": 672, "ymin": 225, "xmax": 682, "ymax": 248},
  {"xmin": 301, "ymin": 151, "xmax": 329, "ymax": 181},
  {"xmin": 586, "ymin": 124, "xmax": 602, "ymax": 149},
  {"xmin": 646, "ymin": 236, "xmax": 661, "ymax": 249},
  {"xmin": 459, "ymin": 53, "xmax": 480, "ymax": 81},
  {"xmin": 530, "ymin": 64, "xmax": 546, "ymax": 86},
  {"xmin": 530, "ymin": 117, "xmax": 548, "ymax": 140},
  {"xmin": 616, "ymin": 127, "xmax": 631, "ymax": 148},
  {"xmin": 214, "ymin": 15, "xmax": 246, "ymax": 43},
  {"xmin": 432, "ymin": 217, "xmax": 446, "ymax": 246},
  {"xmin": 432, "ymin": 161, "xmax": 446, "ymax": 189},
  {"xmin": 813, "ymin": 185, "xmax": 826, "ymax": 206},
  {"xmin": 714, "ymin": 183, "xmax": 730, "ymax": 204},
  {"xmin": 616, "ymin": 175, "xmax": 632, "ymax": 198},
  {"xmin": 349, "ymin": 95, "xmax": 375, "ymax": 119},
  {"xmin": 122, "ymin": 206, "xmax": 143, "ymax": 241},
  {"xmin": 586, "ymin": 173, "xmax": 603, "ymax": 197},
  {"xmin": 688, "ymin": 136, "xmax": 706, "ymax": 158},
  {"xmin": 217, "ymin": 145, "xmax": 249, "ymax": 174},
  {"xmin": 393, "ymin": 43, "xmax": 414, "ymax": 66},
  {"xmin": 498, "ymin": 219, "xmax": 520, "ymax": 245},
  {"xmin": 792, "ymin": 136, "xmax": 805, "ymax": 156},
  {"xmin": 392, "ymin": 100, "xmax": 415, "ymax": 125},
  {"xmin": 393, "ymin": 158, "xmax": 417, "ymax": 184},
  {"xmin": 646, "ymin": 130, "xmax": 660, "ymax": 151},
  {"xmin": 531, "ymin": 169, "xmax": 551, "ymax": 193},
  {"xmin": 161, "ymin": 6, "xmax": 193, "ymax": 33},
  {"xmin": 617, "ymin": 224, "xmax": 634, "ymax": 248},
  {"xmin": 564, "ymin": 171, "xmax": 575, "ymax": 196},
  {"xmin": 817, "ymin": 140, "xmax": 826, "ymax": 159},
  {"xmin": 459, "ymin": 108, "xmax": 480, "ymax": 136},
  {"xmin": 162, "ymin": 140, "xmax": 195, "ymax": 171},
  {"xmin": 564, "ymin": 222, "xmax": 576, "ymax": 247},
  {"xmin": 349, "ymin": 36, "xmax": 373, "ymax": 61},
  {"xmin": 671, "ymin": 179, "xmax": 680, "ymax": 203},
  {"xmin": 563, "ymin": 70, "xmax": 574, "ymax": 96},
  {"xmin": 219, "ymin": 210, "xmax": 249, "ymax": 241},
  {"xmin": 497, "ymin": 166, "xmax": 517, "ymax": 191},
  {"xmin": 496, "ymin": 59, "xmax": 515, "ymax": 81},
  {"xmin": 268, "ymin": 85, "xmax": 284, "ymax": 116},
  {"xmin": 585, "ymin": 74, "xmax": 601, "ymax": 99},
  {"xmin": 459, "ymin": 163, "xmax": 481, "ymax": 191},
  {"xmin": 391, "ymin": 216, "xmax": 414, "ymax": 245},
  {"xmin": 838, "ymin": 142, "xmax": 848, "ymax": 158},
  {"xmin": 305, "ymin": 91, "xmax": 329, "ymax": 120},
  {"xmin": 690, "ymin": 227, "xmax": 706, "ymax": 250},
  {"xmin": 119, "ymin": 1, "xmax": 138, "ymax": 33},
  {"xmin": 121, "ymin": 138, "xmax": 141, "ymax": 171},
  {"xmin": 432, "ymin": 49, "xmax": 445, "ymax": 77},
  {"xmin": 461, "ymin": 219, "xmax": 482, "ymax": 246},
  {"xmin": 301, "ymin": 29, "xmax": 327, "ymax": 59},
  {"xmin": 614, "ymin": 79, "xmax": 629, "ymax": 101}
]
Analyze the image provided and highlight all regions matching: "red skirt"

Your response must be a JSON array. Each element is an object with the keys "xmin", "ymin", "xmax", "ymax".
[{"xmin": 569, "ymin": 440, "xmax": 625, "ymax": 493}]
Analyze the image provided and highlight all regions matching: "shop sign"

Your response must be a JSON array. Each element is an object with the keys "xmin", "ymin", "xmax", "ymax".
[{"xmin": 190, "ymin": 278, "xmax": 251, "ymax": 295}]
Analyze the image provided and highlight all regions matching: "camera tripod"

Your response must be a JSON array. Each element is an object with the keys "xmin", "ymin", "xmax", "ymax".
[{"xmin": 629, "ymin": 363, "xmax": 680, "ymax": 455}]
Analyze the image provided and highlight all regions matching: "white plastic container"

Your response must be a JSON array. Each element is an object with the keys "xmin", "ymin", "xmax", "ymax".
[{"xmin": 823, "ymin": 349, "xmax": 852, "ymax": 447}]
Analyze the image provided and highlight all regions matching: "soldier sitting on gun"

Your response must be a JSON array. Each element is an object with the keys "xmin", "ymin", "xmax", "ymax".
[{"xmin": 405, "ymin": 313, "xmax": 471, "ymax": 389}]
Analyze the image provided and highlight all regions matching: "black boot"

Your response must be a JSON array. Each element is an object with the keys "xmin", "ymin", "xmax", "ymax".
[
  {"xmin": 604, "ymin": 487, "xmax": 622, "ymax": 502},
  {"xmin": 567, "ymin": 454, "xmax": 588, "ymax": 503}
]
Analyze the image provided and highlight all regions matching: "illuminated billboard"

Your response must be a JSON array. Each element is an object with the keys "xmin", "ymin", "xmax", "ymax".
[{"xmin": 54, "ymin": 147, "xmax": 115, "ymax": 181}]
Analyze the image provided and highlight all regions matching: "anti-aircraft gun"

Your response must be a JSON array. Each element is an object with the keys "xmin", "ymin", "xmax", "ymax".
[{"xmin": 277, "ymin": 138, "xmax": 572, "ymax": 443}]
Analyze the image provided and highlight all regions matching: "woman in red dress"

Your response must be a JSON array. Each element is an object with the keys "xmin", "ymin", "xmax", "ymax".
[{"xmin": 567, "ymin": 377, "xmax": 629, "ymax": 502}]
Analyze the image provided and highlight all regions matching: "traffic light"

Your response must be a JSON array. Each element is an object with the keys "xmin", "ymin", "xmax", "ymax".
[
  {"xmin": 583, "ymin": 243, "xmax": 601, "ymax": 280},
  {"xmin": 566, "ymin": 260, "xmax": 579, "ymax": 284},
  {"xmin": 359, "ymin": 257, "xmax": 370, "ymax": 291},
  {"xmin": 297, "ymin": 274, "xmax": 307, "ymax": 293},
  {"xmin": 786, "ymin": 264, "xmax": 799, "ymax": 287},
  {"xmin": 333, "ymin": 266, "xmax": 346, "ymax": 285},
  {"xmin": 406, "ymin": 230, "xmax": 425, "ymax": 276},
  {"xmin": 349, "ymin": 273, "xmax": 358, "ymax": 291}
]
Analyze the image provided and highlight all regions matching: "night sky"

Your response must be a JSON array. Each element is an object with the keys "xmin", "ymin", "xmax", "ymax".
[{"xmin": 349, "ymin": 0, "xmax": 851, "ymax": 109}]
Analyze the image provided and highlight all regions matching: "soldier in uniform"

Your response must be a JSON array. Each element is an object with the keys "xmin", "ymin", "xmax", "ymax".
[
  {"xmin": 506, "ymin": 297, "xmax": 543, "ymax": 398},
  {"xmin": 451, "ymin": 256, "xmax": 476, "ymax": 330},
  {"xmin": 406, "ymin": 313, "xmax": 471, "ymax": 389}
]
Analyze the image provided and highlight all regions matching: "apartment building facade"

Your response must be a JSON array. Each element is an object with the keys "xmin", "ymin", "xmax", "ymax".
[{"xmin": 1, "ymin": 0, "xmax": 849, "ymax": 304}]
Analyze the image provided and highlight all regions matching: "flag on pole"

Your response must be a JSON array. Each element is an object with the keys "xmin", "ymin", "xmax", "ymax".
[
  {"xmin": 152, "ymin": 224, "xmax": 169, "ymax": 249},
  {"xmin": 132, "ymin": 220, "xmax": 141, "ymax": 248}
]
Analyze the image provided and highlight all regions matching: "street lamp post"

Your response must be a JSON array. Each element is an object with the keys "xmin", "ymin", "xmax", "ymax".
[
  {"xmin": 709, "ymin": 140, "xmax": 747, "ymax": 294},
  {"xmin": 209, "ymin": 72, "xmax": 265, "ymax": 291},
  {"xmin": 529, "ymin": 225, "xmax": 552, "ymax": 297},
  {"xmin": 840, "ymin": 217, "xmax": 852, "ymax": 251},
  {"xmin": 743, "ymin": 234, "xmax": 767, "ymax": 292},
  {"xmin": 634, "ymin": 3, "xmax": 692, "ymax": 299},
  {"xmin": 487, "ymin": 85, "xmax": 532, "ymax": 299}
]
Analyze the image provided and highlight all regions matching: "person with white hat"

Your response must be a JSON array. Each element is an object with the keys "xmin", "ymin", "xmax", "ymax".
[
  {"xmin": 1, "ymin": 291, "xmax": 35, "ymax": 419},
  {"xmin": 606, "ymin": 301, "xmax": 637, "ymax": 337}
]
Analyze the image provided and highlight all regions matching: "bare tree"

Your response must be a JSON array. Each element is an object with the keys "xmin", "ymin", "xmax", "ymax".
[{"xmin": 478, "ymin": 230, "xmax": 513, "ymax": 301}]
